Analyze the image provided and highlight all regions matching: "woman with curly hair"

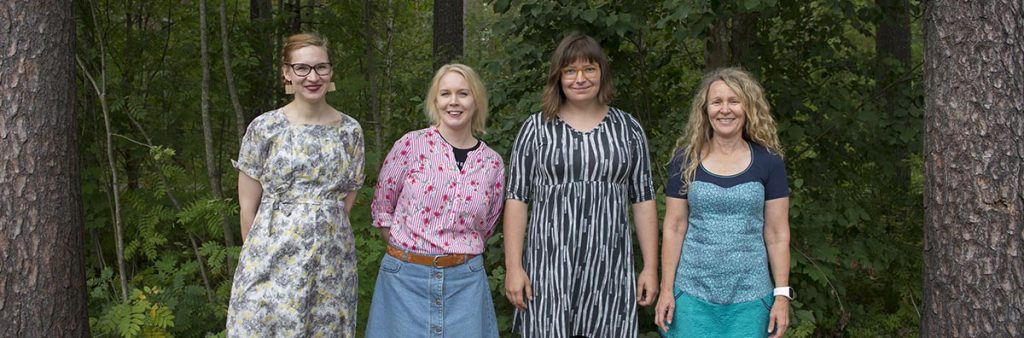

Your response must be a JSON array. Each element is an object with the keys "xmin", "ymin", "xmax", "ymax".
[{"xmin": 655, "ymin": 67, "xmax": 793, "ymax": 337}]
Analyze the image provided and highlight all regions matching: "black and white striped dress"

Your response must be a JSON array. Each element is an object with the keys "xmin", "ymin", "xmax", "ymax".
[{"xmin": 507, "ymin": 108, "xmax": 655, "ymax": 337}]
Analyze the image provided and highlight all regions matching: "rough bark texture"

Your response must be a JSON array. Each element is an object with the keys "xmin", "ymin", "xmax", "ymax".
[
  {"xmin": 0, "ymin": 0, "xmax": 90, "ymax": 335},
  {"xmin": 923, "ymin": 1, "xmax": 1024, "ymax": 337},
  {"xmin": 432, "ymin": 0, "xmax": 464, "ymax": 69}
]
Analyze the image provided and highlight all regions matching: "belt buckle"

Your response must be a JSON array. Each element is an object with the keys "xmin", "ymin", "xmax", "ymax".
[{"xmin": 432, "ymin": 255, "xmax": 443, "ymax": 268}]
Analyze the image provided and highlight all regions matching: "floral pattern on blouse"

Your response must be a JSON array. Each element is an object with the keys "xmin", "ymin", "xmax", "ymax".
[{"xmin": 371, "ymin": 127, "xmax": 505, "ymax": 255}]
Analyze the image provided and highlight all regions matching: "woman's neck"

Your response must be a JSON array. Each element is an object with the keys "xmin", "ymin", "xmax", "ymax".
[
  {"xmin": 560, "ymin": 99, "xmax": 607, "ymax": 117},
  {"xmin": 284, "ymin": 99, "xmax": 333, "ymax": 124},
  {"xmin": 437, "ymin": 125, "xmax": 476, "ymax": 149},
  {"xmin": 709, "ymin": 134, "xmax": 747, "ymax": 155}
]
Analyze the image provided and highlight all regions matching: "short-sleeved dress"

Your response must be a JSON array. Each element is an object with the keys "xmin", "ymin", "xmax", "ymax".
[
  {"xmin": 227, "ymin": 109, "xmax": 365, "ymax": 337},
  {"xmin": 506, "ymin": 108, "xmax": 655, "ymax": 337}
]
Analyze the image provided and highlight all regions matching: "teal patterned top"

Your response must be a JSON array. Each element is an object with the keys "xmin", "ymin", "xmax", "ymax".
[{"xmin": 665, "ymin": 142, "xmax": 788, "ymax": 304}]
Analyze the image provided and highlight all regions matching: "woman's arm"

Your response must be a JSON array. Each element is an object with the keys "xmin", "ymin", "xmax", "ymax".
[
  {"xmin": 633, "ymin": 199, "xmax": 659, "ymax": 306},
  {"xmin": 370, "ymin": 134, "xmax": 414, "ymax": 237},
  {"xmin": 654, "ymin": 197, "xmax": 688, "ymax": 332},
  {"xmin": 764, "ymin": 197, "xmax": 791, "ymax": 337},
  {"xmin": 237, "ymin": 172, "xmax": 263, "ymax": 242},
  {"xmin": 503, "ymin": 199, "xmax": 531, "ymax": 310}
]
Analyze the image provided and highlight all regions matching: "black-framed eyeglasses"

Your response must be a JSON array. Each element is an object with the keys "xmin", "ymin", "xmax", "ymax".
[{"xmin": 286, "ymin": 63, "xmax": 333, "ymax": 76}]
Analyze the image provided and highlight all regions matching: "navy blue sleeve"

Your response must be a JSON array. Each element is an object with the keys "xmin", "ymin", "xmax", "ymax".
[
  {"xmin": 665, "ymin": 148, "xmax": 688, "ymax": 199},
  {"xmin": 763, "ymin": 150, "xmax": 789, "ymax": 200}
]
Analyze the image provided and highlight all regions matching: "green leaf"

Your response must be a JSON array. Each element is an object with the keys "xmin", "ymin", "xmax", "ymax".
[
  {"xmin": 491, "ymin": 0, "xmax": 512, "ymax": 13},
  {"xmin": 742, "ymin": 0, "xmax": 760, "ymax": 11},
  {"xmin": 581, "ymin": 9, "xmax": 598, "ymax": 23}
]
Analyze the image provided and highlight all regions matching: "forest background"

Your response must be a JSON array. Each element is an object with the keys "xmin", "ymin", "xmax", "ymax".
[{"xmin": 74, "ymin": 0, "xmax": 923, "ymax": 336}]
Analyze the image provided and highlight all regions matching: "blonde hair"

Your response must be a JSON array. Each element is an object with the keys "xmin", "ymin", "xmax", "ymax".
[
  {"xmin": 675, "ymin": 67, "xmax": 783, "ymax": 190},
  {"xmin": 541, "ymin": 32, "xmax": 614, "ymax": 120},
  {"xmin": 424, "ymin": 64, "xmax": 490, "ymax": 135}
]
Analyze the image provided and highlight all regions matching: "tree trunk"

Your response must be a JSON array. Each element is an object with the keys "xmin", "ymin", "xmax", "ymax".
[
  {"xmin": 288, "ymin": 0, "xmax": 301, "ymax": 34},
  {"xmin": 199, "ymin": 0, "xmax": 236, "ymax": 246},
  {"xmin": 922, "ymin": 1, "xmax": 1024, "ymax": 336},
  {"xmin": 0, "ymin": 0, "xmax": 89, "ymax": 335},
  {"xmin": 432, "ymin": 0, "xmax": 464, "ymax": 68},
  {"xmin": 219, "ymin": 0, "xmax": 246, "ymax": 144},
  {"xmin": 364, "ymin": 0, "xmax": 383, "ymax": 159},
  {"xmin": 77, "ymin": 0, "xmax": 130, "ymax": 302},
  {"xmin": 249, "ymin": 0, "xmax": 274, "ymax": 121},
  {"xmin": 704, "ymin": 13, "xmax": 758, "ymax": 70},
  {"xmin": 875, "ymin": 0, "xmax": 913, "ymax": 192}
]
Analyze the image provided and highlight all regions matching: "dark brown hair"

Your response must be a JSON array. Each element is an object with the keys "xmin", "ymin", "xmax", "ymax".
[{"xmin": 541, "ymin": 32, "xmax": 614, "ymax": 120}]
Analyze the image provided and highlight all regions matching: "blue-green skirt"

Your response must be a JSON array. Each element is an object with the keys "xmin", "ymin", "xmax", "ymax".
[{"xmin": 660, "ymin": 289, "xmax": 775, "ymax": 338}]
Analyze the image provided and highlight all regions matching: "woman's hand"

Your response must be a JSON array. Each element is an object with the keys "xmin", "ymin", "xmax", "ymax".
[
  {"xmin": 768, "ymin": 297, "xmax": 790, "ymax": 337},
  {"xmin": 636, "ymin": 268, "xmax": 659, "ymax": 306},
  {"xmin": 653, "ymin": 290, "xmax": 676, "ymax": 333},
  {"xmin": 504, "ymin": 266, "xmax": 533, "ymax": 310}
]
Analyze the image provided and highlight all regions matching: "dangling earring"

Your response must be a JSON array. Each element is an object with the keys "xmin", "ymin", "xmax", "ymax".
[
  {"xmin": 284, "ymin": 81, "xmax": 295, "ymax": 94},
  {"xmin": 327, "ymin": 82, "xmax": 337, "ymax": 92}
]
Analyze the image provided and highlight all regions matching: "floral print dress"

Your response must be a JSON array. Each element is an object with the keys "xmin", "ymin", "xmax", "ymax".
[{"xmin": 227, "ymin": 109, "xmax": 364, "ymax": 337}]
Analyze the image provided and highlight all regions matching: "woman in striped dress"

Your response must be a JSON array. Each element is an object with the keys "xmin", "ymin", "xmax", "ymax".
[
  {"xmin": 503, "ymin": 32, "xmax": 660, "ymax": 337},
  {"xmin": 366, "ymin": 64, "xmax": 504, "ymax": 337}
]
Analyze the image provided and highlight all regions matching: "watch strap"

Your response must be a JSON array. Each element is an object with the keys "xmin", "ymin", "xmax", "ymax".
[{"xmin": 773, "ymin": 286, "xmax": 795, "ymax": 300}]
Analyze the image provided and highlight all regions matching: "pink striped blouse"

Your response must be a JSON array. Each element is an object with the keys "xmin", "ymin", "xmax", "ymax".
[{"xmin": 371, "ymin": 127, "xmax": 505, "ymax": 255}]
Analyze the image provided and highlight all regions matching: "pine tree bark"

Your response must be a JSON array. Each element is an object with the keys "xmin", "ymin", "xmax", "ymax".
[
  {"xmin": 432, "ymin": 0, "xmax": 464, "ymax": 68},
  {"xmin": 923, "ymin": 0, "xmax": 1024, "ymax": 336},
  {"xmin": 0, "ymin": 0, "xmax": 89, "ymax": 335}
]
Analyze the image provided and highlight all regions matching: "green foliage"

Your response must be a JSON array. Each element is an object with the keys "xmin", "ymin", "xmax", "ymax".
[
  {"xmin": 92, "ymin": 287, "xmax": 175, "ymax": 338},
  {"xmin": 78, "ymin": 0, "xmax": 922, "ymax": 337}
]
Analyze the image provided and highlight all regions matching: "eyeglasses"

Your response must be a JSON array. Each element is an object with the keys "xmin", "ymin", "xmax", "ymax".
[
  {"xmin": 561, "ymin": 65, "xmax": 600, "ymax": 80},
  {"xmin": 286, "ymin": 63, "xmax": 333, "ymax": 77}
]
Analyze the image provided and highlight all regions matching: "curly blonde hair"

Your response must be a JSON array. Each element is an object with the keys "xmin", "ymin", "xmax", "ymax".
[{"xmin": 674, "ymin": 67, "xmax": 783, "ymax": 191}]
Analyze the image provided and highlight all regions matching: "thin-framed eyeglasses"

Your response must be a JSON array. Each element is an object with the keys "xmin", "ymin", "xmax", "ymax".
[
  {"xmin": 561, "ymin": 65, "xmax": 600, "ymax": 80},
  {"xmin": 286, "ymin": 63, "xmax": 333, "ymax": 77}
]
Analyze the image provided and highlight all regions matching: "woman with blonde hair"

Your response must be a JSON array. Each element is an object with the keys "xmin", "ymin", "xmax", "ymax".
[
  {"xmin": 227, "ymin": 32, "xmax": 365, "ymax": 336},
  {"xmin": 366, "ymin": 63, "xmax": 504, "ymax": 337},
  {"xmin": 655, "ymin": 67, "xmax": 792, "ymax": 337}
]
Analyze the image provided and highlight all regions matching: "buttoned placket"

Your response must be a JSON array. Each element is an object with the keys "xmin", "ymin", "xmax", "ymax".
[
  {"xmin": 429, "ymin": 267, "xmax": 444, "ymax": 337},
  {"xmin": 439, "ymin": 136, "xmax": 476, "ymax": 234}
]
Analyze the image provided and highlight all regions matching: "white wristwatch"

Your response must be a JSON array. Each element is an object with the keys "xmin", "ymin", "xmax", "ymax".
[{"xmin": 773, "ymin": 287, "xmax": 795, "ymax": 300}]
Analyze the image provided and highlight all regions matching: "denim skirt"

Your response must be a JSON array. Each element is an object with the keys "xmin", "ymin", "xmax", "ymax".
[
  {"xmin": 365, "ymin": 254, "xmax": 498, "ymax": 338},
  {"xmin": 659, "ymin": 289, "xmax": 775, "ymax": 338}
]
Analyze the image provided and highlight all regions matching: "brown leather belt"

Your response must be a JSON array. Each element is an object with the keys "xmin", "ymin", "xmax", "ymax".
[{"xmin": 386, "ymin": 245, "xmax": 475, "ymax": 268}]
